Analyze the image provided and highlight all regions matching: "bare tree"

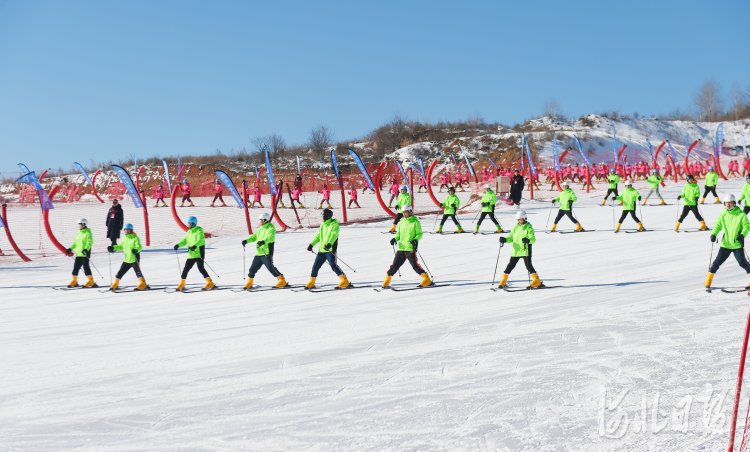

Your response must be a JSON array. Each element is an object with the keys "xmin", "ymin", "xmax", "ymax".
[
  {"xmin": 308, "ymin": 125, "xmax": 335, "ymax": 161},
  {"xmin": 371, "ymin": 113, "xmax": 411, "ymax": 160},
  {"xmin": 542, "ymin": 98, "xmax": 564, "ymax": 119},
  {"xmin": 251, "ymin": 133, "xmax": 286, "ymax": 163},
  {"xmin": 693, "ymin": 78, "xmax": 724, "ymax": 121},
  {"xmin": 729, "ymin": 81, "xmax": 746, "ymax": 121}
]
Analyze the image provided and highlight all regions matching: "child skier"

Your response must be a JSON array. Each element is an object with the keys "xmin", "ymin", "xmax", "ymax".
[
  {"xmin": 107, "ymin": 223, "xmax": 148, "ymax": 290},
  {"xmin": 154, "ymin": 184, "xmax": 168, "ymax": 207},
  {"xmin": 417, "ymin": 174, "xmax": 428, "ymax": 193},
  {"xmin": 475, "ymin": 184, "xmax": 503, "ymax": 233},
  {"xmin": 389, "ymin": 186, "xmax": 413, "ymax": 233},
  {"xmin": 676, "ymin": 174, "xmax": 707, "ymax": 231},
  {"xmin": 290, "ymin": 186, "xmax": 304, "ymax": 209},
  {"xmin": 66, "ymin": 218, "xmax": 96, "ymax": 288},
  {"xmin": 210, "ymin": 179, "xmax": 226, "ymax": 207},
  {"xmin": 318, "ymin": 185, "xmax": 332, "ymax": 209},
  {"xmin": 701, "ymin": 166, "xmax": 720, "ymax": 204},
  {"xmin": 241, "ymin": 212, "xmax": 287, "ymax": 289},
  {"xmin": 252, "ymin": 185, "xmax": 264, "ymax": 208},
  {"xmin": 738, "ymin": 175, "xmax": 750, "ymax": 215},
  {"xmin": 304, "ymin": 209, "xmax": 350, "ymax": 289},
  {"xmin": 180, "ymin": 179, "xmax": 194, "ymax": 207},
  {"xmin": 643, "ymin": 169, "xmax": 665, "ymax": 205},
  {"xmin": 602, "ymin": 169, "xmax": 620, "ymax": 205},
  {"xmin": 388, "ymin": 180, "xmax": 399, "ymax": 206},
  {"xmin": 437, "ymin": 186, "xmax": 462, "ymax": 233},
  {"xmin": 382, "ymin": 204, "xmax": 431, "ymax": 288},
  {"xmin": 613, "ymin": 180, "xmax": 644, "ymax": 232},
  {"xmin": 439, "ymin": 172, "xmax": 450, "ymax": 192},
  {"xmin": 550, "ymin": 181, "xmax": 583, "ymax": 232},
  {"xmin": 705, "ymin": 194, "xmax": 750, "ymax": 289},
  {"xmin": 173, "ymin": 216, "xmax": 213, "ymax": 291},
  {"xmin": 497, "ymin": 210, "xmax": 542, "ymax": 289},
  {"xmin": 348, "ymin": 185, "xmax": 360, "ymax": 208}
]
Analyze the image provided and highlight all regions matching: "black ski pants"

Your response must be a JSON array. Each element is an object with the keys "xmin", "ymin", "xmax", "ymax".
[
  {"xmin": 504, "ymin": 245, "xmax": 536, "ymax": 274},
  {"xmin": 618, "ymin": 210, "xmax": 640, "ymax": 224},
  {"xmin": 703, "ymin": 186, "xmax": 718, "ymax": 199},
  {"xmin": 678, "ymin": 205, "xmax": 704, "ymax": 223},
  {"xmin": 710, "ymin": 247, "xmax": 750, "ymax": 274},
  {"xmin": 553, "ymin": 209, "xmax": 577, "ymax": 225},
  {"xmin": 248, "ymin": 255, "xmax": 281, "ymax": 278},
  {"xmin": 744, "ymin": 205, "xmax": 750, "ymax": 215},
  {"xmin": 72, "ymin": 256, "xmax": 92, "ymax": 276},
  {"xmin": 393, "ymin": 212, "xmax": 404, "ymax": 225},
  {"xmin": 311, "ymin": 252, "xmax": 343, "ymax": 278},
  {"xmin": 116, "ymin": 261, "xmax": 143, "ymax": 279},
  {"xmin": 604, "ymin": 188, "xmax": 618, "ymax": 200},
  {"xmin": 440, "ymin": 214, "xmax": 460, "ymax": 227},
  {"xmin": 476, "ymin": 211, "xmax": 500, "ymax": 228},
  {"xmin": 387, "ymin": 250, "xmax": 424, "ymax": 276},
  {"xmin": 182, "ymin": 258, "xmax": 209, "ymax": 279}
]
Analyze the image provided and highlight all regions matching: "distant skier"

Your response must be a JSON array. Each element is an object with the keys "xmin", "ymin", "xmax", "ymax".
[
  {"xmin": 241, "ymin": 212, "xmax": 288, "ymax": 289},
  {"xmin": 705, "ymin": 194, "xmax": 750, "ymax": 290},
  {"xmin": 643, "ymin": 169, "xmax": 665, "ymax": 205},
  {"xmin": 389, "ymin": 186, "xmax": 413, "ymax": 233},
  {"xmin": 348, "ymin": 185, "xmax": 360, "ymax": 208},
  {"xmin": 381, "ymin": 204, "xmax": 431, "ymax": 288},
  {"xmin": 154, "ymin": 184, "xmax": 168, "ymax": 207},
  {"xmin": 294, "ymin": 174, "xmax": 304, "ymax": 192},
  {"xmin": 439, "ymin": 172, "xmax": 450, "ymax": 192},
  {"xmin": 304, "ymin": 208, "xmax": 350, "ymax": 289},
  {"xmin": 210, "ymin": 179, "xmax": 226, "ymax": 207},
  {"xmin": 602, "ymin": 169, "xmax": 620, "ymax": 205},
  {"xmin": 613, "ymin": 180, "xmax": 644, "ymax": 232},
  {"xmin": 417, "ymin": 174, "xmax": 428, "ymax": 193},
  {"xmin": 105, "ymin": 199, "xmax": 124, "ymax": 246},
  {"xmin": 497, "ymin": 210, "xmax": 542, "ymax": 289},
  {"xmin": 550, "ymin": 181, "xmax": 583, "ymax": 232},
  {"xmin": 252, "ymin": 185, "xmax": 264, "ymax": 208},
  {"xmin": 437, "ymin": 186, "xmax": 462, "ymax": 233},
  {"xmin": 290, "ymin": 185, "xmax": 304, "ymax": 209},
  {"xmin": 701, "ymin": 166, "xmax": 720, "ymax": 204},
  {"xmin": 510, "ymin": 169, "xmax": 524, "ymax": 207},
  {"xmin": 318, "ymin": 185, "xmax": 333, "ymax": 209},
  {"xmin": 107, "ymin": 223, "xmax": 148, "ymax": 290},
  {"xmin": 173, "ymin": 216, "xmax": 213, "ymax": 291},
  {"xmin": 739, "ymin": 175, "xmax": 750, "ymax": 215},
  {"xmin": 66, "ymin": 218, "xmax": 96, "ymax": 288},
  {"xmin": 475, "ymin": 184, "xmax": 503, "ymax": 233},
  {"xmin": 676, "ymin": 174, "xmax": 707, "ymax": 231},
  {"xmin": 180, "ymin": 179, "xmax": 194, "ymax": 207},
  {"xmin": 388, "ymin": 181, "xmax": 399, "ymax": 207}
]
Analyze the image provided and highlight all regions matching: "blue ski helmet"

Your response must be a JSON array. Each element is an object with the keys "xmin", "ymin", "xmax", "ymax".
[
  {"xmin": 709, "ymin": 166, "xmax": 714, "ymax": 171},
  {"xmin": 123, "ymin": 223, "xmax": 134, "ymax": 230},
  {"xmin": 610, "ymin": 169, "xmax": 616, "ymax": 173},
  {"xmin": 183, "ymin": 179, "xmax": 188, "ymax": 183},
  {"xmin": 651, "ymin": 169, "xmax": 657, "ymax": 173},
  {"xmin": 187, "ymin": 216, "xmax": 197, "ymax": 227},
  {"xmin": 216, "ymin": 179, "xmax": 220, "ymax": 183}
]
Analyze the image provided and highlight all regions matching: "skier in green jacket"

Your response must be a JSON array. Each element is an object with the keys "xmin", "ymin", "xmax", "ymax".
[
  {"xmin": 475, "ymin": 184, "xmax": 503, "ymax": 233},
  {"xmin": 304, "ymin": 209, "xmax": 349, "ymax": 289},
  {"xmin": 66, "ymin": 218, "xmax": 97, "ymax": 288},
  {"xmin": 705, "ymin": 194, "xmax": 750, "ymax": 289},
  {"xmin": 437, "ymin": 186, "xmax": 463, "ymax": 233},
  {"xmin": 107, "ymin": 223, "xmax": 148, "ymax": 290},
  {"xmin": 241, "ymin": 212, "xmax": 287, "ymax": 289},
  {"xmin": 613, "ymin": 180, "xmax": 645, "ymax": 232},
  {"xmin": 382, "ymin": 204, "xmax": 431, "ymax": 288},
  {"xmin": 701, "ymin": 166, "xmax": 720, "ymax": 204},
  {"xmin": 388, "ymin": 186, "xmax": 412, "ymax": 233},
  {"xmin": 738, "ymin": 174, "xmax": 750, "ymax": 215},
  {"xmin": 602, "ymin": 169, "xmax": 620, "ymax": 205},
  {"xmin": 497, "ymin": 210, "xmax": 542, "ymax": 289},
  {"xmin": 173, "ymin": 216, "xmax": 213, "ymax": 291},
  {"xmin": 550, "ymin": 181, "xmax": 584, "ymax": 232},
  {"xmin": 643, "ymin": 169, "xmax": 666, "ymax": 205},
  {"xmin": 676, "ymin": 174, "xmax": 707, "ymax": 231}
]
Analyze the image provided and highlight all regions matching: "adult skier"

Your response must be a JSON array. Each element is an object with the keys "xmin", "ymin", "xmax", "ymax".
[
  {"xmin": 509, "ymin": 169, "xmax": 524, "ymax": 207},
  {"xmin": 738, "ymin": 174, "xmax": 750, "ymax": 215},
  {"xmin": 705, "ymin": 194, "xmax": 750, "ymax": 289},
  {"xmin": 675, "ymin": 174, "xmax": 707, "ymax": 231},
  {"xmin": 381, "ymin": 204, "xmax": 431, "ymax": 288},
  {"xmin": 613, "ymin": 180, "xmax": 644, "ymax": 232},
  {"xmin": 107, "ymin": 223, "xmax": 148, "ymax": 290},
  {"xmin": 437, "ymin": 186, "xmax": 462, "ymax": 233},
  {"xmin": 304, "ymin": 209, "xmax": 350, "ymax": 289},
  {"xmin": 66, "ymin": 218, "xmax": 96, "ymax": 288},
  {"xmin": 701, "ymin": 166, "xmax": 720, "ymax": 204},
  {"xmin": 497, "ymin": 210, "xmax": 542, "ymax": 289},
  {"xmin": 180, "ymin": 179, "xmax": 194, "ymax": 207},
  {"xmin": 602, "ymin": 168, "xmax": 620, "ymax": 205},
  {"xmin": 210, "ymin": 179, "xmax": 226, "ymax": 207},
  {"xmin": 241, "ymin": 212, "xmax": 287, "ymax": 289},
  {"xmin": 154, "ymin": 184, "xmax": 168, "ymax": 207},
  {"xmin": 173, "ymin": 216, "xmax": 213, "ymax": 291},
  {"xmin": 105, "ymin": 199, "xmax": 124, "ymax": 246},
  {"xmin": 475, "ymin": 184, "xmax": 503, "ymax": 233},
  {"xmin": 643, "ymin": 169, "xmax": 666, "ymax": 205},
  {"xmin": 550, "ymin": 181, "xmax": 583, "ymax": 232},
  {"xmin": 388, "ymin": 186, "xmax": 412, "ymax": 233}
]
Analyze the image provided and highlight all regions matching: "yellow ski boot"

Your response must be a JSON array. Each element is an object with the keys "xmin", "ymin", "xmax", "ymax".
[
  {"xmin": 700, "ymin": 198, "xmax": 705, "ymax": 204},
  {"xmin": 176, "ymin": 279, "xmax": 186, "ymax": 291},
  {"xmin": 530, "ymin": 273, "xmax": 542, "ymax": 288},
  {"xmin": 244, "ymin": 278, "xmax": 253, "ymax": 289},
  {"xmin": 275, "ymin": 275, "xmax": 288, "ymax": 288},
  {"xmin": 136, "ymin": 278, "xmax": 148, "ymax": 290},
  {"xmin": 660, "ymin": 199, "xmax": 666, "ymax": 205},
  {"xmin": 419, "ymin": 273, "xmax": 432, "ymax": 287},
  {"xmin": 84, "ymin": 275, "xmax": 96, "ymax": 287},
  {"xmin": 337, "ymin": 274, "xmax": 350, "ymax": 288},
  {"xmin": 714, "ymin": 198, "xmax": 721, "ymax": 204},
  {"xmin": 68, "ymin": 275, "xmax": 78, "ymax": 288},
  {"xmin": 204, "ymin": 278, "xmax": 215, "ymax": 290},
  {"xmin": 389, "ymin": 224, "xmax": 396, "ymax": 233},
  {"xmin": 110, "ymin": 278, "xmax": 120, "ymax": 290},
  {"xmin": 675, "ymin": 222, "xmax": 681, "ymax": 231},
  {"xmin": 615, "ymin": 223, "xmax": 622, "ymax": 233},
  {"xmin": 705, "ymin": 273, "xmax": 714, "ymax": 289},
  {"xmin": 382, "ymin": 275, "xmax": 392, "ymax": 288},
  {"xmin": 699, "ymin": 221, "xmax": 708, "ymax": 230},
  {"xmin": 305, "ymin": 277, "xmax": 316, "ymax": 289},
  {"xmin": 498, "ymin": 274, "xmax": 508, "ymax": 289},
  {"xmin": 550, "ymin": 224, "xmax": 557, "ymax": 232},
  {"xmin": 575, "ymin": 223, "xmax": 583, "ymax": 232},
  {"xmin": 637, "ymin": 223, "xmax": 645, "ymax": 231}
]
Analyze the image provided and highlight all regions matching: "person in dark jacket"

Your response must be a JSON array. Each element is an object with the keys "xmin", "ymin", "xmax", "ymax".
[
  {"xmin": 106, "ymin": 199, "xmax": 124, "ymax": 245},
  {"xmin": 510, "ymin": 169, "xmax": 525, "ymax": 207}
]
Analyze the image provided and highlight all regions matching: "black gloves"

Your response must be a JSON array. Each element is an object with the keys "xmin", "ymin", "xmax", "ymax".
[
  {"xmin": 107, "ymin": 246, "xmax": 114, "ymax": 253},
  {"xmin": 710, "ymin": 235, "xmax": 717, "ymax": 243},
  {"xmin": 173, "ymin": 244, "xmax": 179, "ymax": 250},
  {"xmin": 440, "ymin": 203, "xmax": 444, "ymax": 207},
  {"xmin": 390, "ymin": 238, "xmax": 397, "ymax": 246},
  {"xmin": 452, "ymin": 204, "xmax": 458, "ymax": 210},
  {"xmin": 257, "ymin": 241, "xmax": 265, "ymax": 247},
  {"xmin": 132, "ymin": 250, "xmax": 139, "ymax": 256},
  {"xmin": 522, "ymin": 238, "xmax": 530, "ymax": 244},
  {"xmin": 740, "ymin": 234, "xmax": 745, "ymax": 247},
  {"xmin": 410, "ymin": 239, "xmax": 418, "ymax": 250},
  {"xmin": 66, "ymin": 248, "xmax": 73, "ymax": 254},
  {"xmin": 638, "ymin": 197, "xmax": 642, "ymax": 201},
  {"xmin": 499, "ymin": 237, "xmax": 507, "ymax": 244},
  {"xmin": 242, "ymin": 240, "xmax": 247, "ymax": 247},
  {"xmin": 677, "ymin": 195, "xmax": 681, "ymax": 200},
  {"xmin": 307, "ymin": 244, "xmax": 313, "ymax": 251},
  {"xmin": 189, "ymin": 245, "xmax": 197, "ymax": 251},
  {"xmin": 481, "ymin": 202, "xmax": 488, "ymax": 207},
  {"xmin": 82, "ymin": 249, "xmax": 90, "ymax": 257},
  {"xmin": 324, "ymin": 244, "xmax": 331, "ymax": 251}
]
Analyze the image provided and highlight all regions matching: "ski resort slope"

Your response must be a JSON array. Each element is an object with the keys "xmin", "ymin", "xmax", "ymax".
[{"xmin": 3, "ymin": 179, "xmax": 750, "ymax": 451}]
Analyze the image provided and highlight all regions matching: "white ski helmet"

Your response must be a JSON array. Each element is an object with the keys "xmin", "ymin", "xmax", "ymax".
[
  {"xmin": 625, "ymin": 179, "xmax": 633, "ymax": 186},
  {"xmin": 401, "ymin": 204, "xmax": 413, "ymax": 212},
  {"xmin": 724, "ymin": 193, "xmax": 736, "ymax": 203},
  {"xmin": 78, "ymin": 218, "xmax": 88, "ymax": 227},
  {"xmin": 515, "ymin": 210, "xmax": 527, "ymax": 220},
  {"xmin": 258, "ymin": 212, "xmax": 271, "ymax": 222},
  {"xmin": 561, "ymin": 181, "xmax": 570, "ymax": 187},
  {"xmin": 485, "ymin": 184, "xmax": 492, "ymax": 190}
]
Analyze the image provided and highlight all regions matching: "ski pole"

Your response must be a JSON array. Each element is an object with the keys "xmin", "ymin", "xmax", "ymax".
[
  {"xmin": 175, "ymin": 248, "xmax": 181, "ymax": 276},
  {"xmin": 200, "ymin": 258, "xmax": 220, "ymax": 279},
  {"xmin": 709, "ymin": 235, "xmax": 718, "ymax": 272},
  {"xmin": 416, "ymin": 249, "xmax": 433, "ymax": 280},
  {"xmin": 675, "ymin": 198, "xmax": 681, "ymax": 222},
  {"xmin": 611, "ymin": 196, "xmax": 615, "ymax": 228},
  {"xmin": 392, "ymin": 244, "xmax": 401, "ymax": 277},
  {"xmin": 524, "ymin": 244, "xmax": 531, "ymax": 287},
  {"xmin": 108, "ymin": 252, "xmax": 113, "ymax": 286},
  {"xmin": 545, "ymin": 203, "xmax": 553, "ymax": 228},
  {"xmin": 243, "ymin": 246, "xmax": 246, "ymax": 282},
  {"xmin": 88, "ymin": 256, "xmax": 103, "ymax": 279},
  {"xmin": 330, "ymin": 250, "xmax": 356, "ymax": 272},
  {"xmin": 433, "ymin": 212, "xmax": 441, "ymax": 231},
  {"xmin": 491, "ymin": 243, "xmax": 503, "ymax": 288}
]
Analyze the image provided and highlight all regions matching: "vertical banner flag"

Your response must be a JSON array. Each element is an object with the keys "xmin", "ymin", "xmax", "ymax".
[
  {"xmin": 178, "ymin": 155, "xmax": 182, "ymax": 177},
  {"xmin": 486, "ymin": 157, "xmax": 497, "ymax": 169},
  {"xmin": 18, "ymin": 163, "xmax": 31, "ymax": 174},
  {"xmin": 348, "ymin": 148, "xmax": 375, "ymax": 190},
  {"xmin": 162, "ymin": 160, "xmax": 172, "ymax": 192},
  {"xmin": 394, "ymin": 160, "xmax": 412, "ymax": 196},
  {"xmin": 15, "ymin": 172, "xmax": 54, "ymax": 210},
  {"xmin": 253, "ymin": 159, "xmax": 259, "ymax": 176},
  {"xmin": 552, "ymin": 132, "xmax": 561, "ymax": 172},
  {"xmin": 525, "ymin": 142, "xmax": 536, "ymax": 175},
  {"xmin": 330, "ymin": 149, "xmax": 341, "ymax": 184},
  {"xmin": 73, "ymin": 162, "xmax": 94, "ymax": 186},
  {"xmin": 215, "ymin": 170, "xmax": 245, "ymax": 209},
  {"xmin": 450, "ymin": 153, "xmax": 458, "ymax": 170},
  {"xmin": 296, "ymin": 155, "xmax": 301, "ymax": 174},
  {"xmin": 134, "ymin": 154, "xmax": 137, "ymax": 179},
  {"xmin": 685, "ymin": 130, "xmax": 690, "ymax": 157},
  {"xmin": 646, "ymin": 140, "xmax": 655, "ymax": 162},
  {"xmin": 320, "ymin": 157, "xmax": 328, "ymax": 177},
  {"xmin": 613, "ymin": 126, "xmax": 618, "ymax": 164},
  {"xmin": 573, "ymin": 136, "xmax": 592, "ymax": 166},
  {"xmin": 716, "ymin": 123, "xmax": 724, "ymax": 157},
  {"xmin": 458, "ymin": 144, "xmax": 476, "ymax": 178},
  {"xmin": 742, "ymin": 135, "xmax": 748, "ymax": 158},
  {"xmin": 520, "ymin": 133, "xmax": 526, "ymax": 170},
  {"xmin": 666, "ymin": 140, "xmax": 678, "ymax": 161},
  {"xmin": 711, "ymin": 138, "xmax": 716, "ymax": 158},
  {"xmin": 418, "ymin": 158, "xmax": 426, "ymax": 180},
  {"xmin": 264, "ymin": 145, "xmax": 277, "ymax": 195},
  {"xmin": 409, "ymin": 164, "xmax": 425, "ymax": 181},
  {"xmin": 112, "ymin": 165, "xmax": 144, "ymax": 208},
  {"xmin": 0, "ymin": 211, "xmax": 5, "ymax": 228}
]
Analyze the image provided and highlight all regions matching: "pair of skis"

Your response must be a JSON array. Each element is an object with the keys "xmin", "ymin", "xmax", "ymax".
[
  {"xmin": 707, "ymin": 287, "xmax": 750, "ymax": 294},
  {"xmin": 98, "ymin": 286, "xmax": 166, "ymax": 293},
  {"xmin": 52, "ymin": 285, "xmax": 100, "ymax": 291},
  {"xmin": 291, "ymin": 284, "xmax": 372, "ymax": 293},
  {"xmin": 491, "ymin": 283, "xmax": 559, "ymax": 292},
  {"xmin": 373, "ymin": 283, "xmax": 451, "ymax": 292}
]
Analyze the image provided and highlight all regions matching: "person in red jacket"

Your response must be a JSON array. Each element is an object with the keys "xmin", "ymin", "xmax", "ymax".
[
  {"xmin": 180, "ymin": 179, "xmax": 194, "ymax": 207},
  {"xmin": 319, "ymin": 185, "xmax": 333, "ymax": 209},
  {"xmin": 290, "ymin": 186, "xmax": 304, "ymax": 209},
  {"xmin": 252, "ymin": 185, "xmax": 264, "ymax": 208},
  {"xmin": 154, "ymin": 184, "xmax": 168, "ymax": 207},
  {"xmin": 210, "ymin": 179, "xmax": 226, "ymax": 207},
  {"xmin": 417, "ymin": 175, "xmax": 428, "ymax": 193},
  {"xmin": 348, "ymin": 185, "xmax": 360, "ymax": 208}
]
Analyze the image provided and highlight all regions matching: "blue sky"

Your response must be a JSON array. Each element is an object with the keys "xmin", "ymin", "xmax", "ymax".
[{"xmin": 0, "ymin": 0, "xmax": 748, "ymax": 173}]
